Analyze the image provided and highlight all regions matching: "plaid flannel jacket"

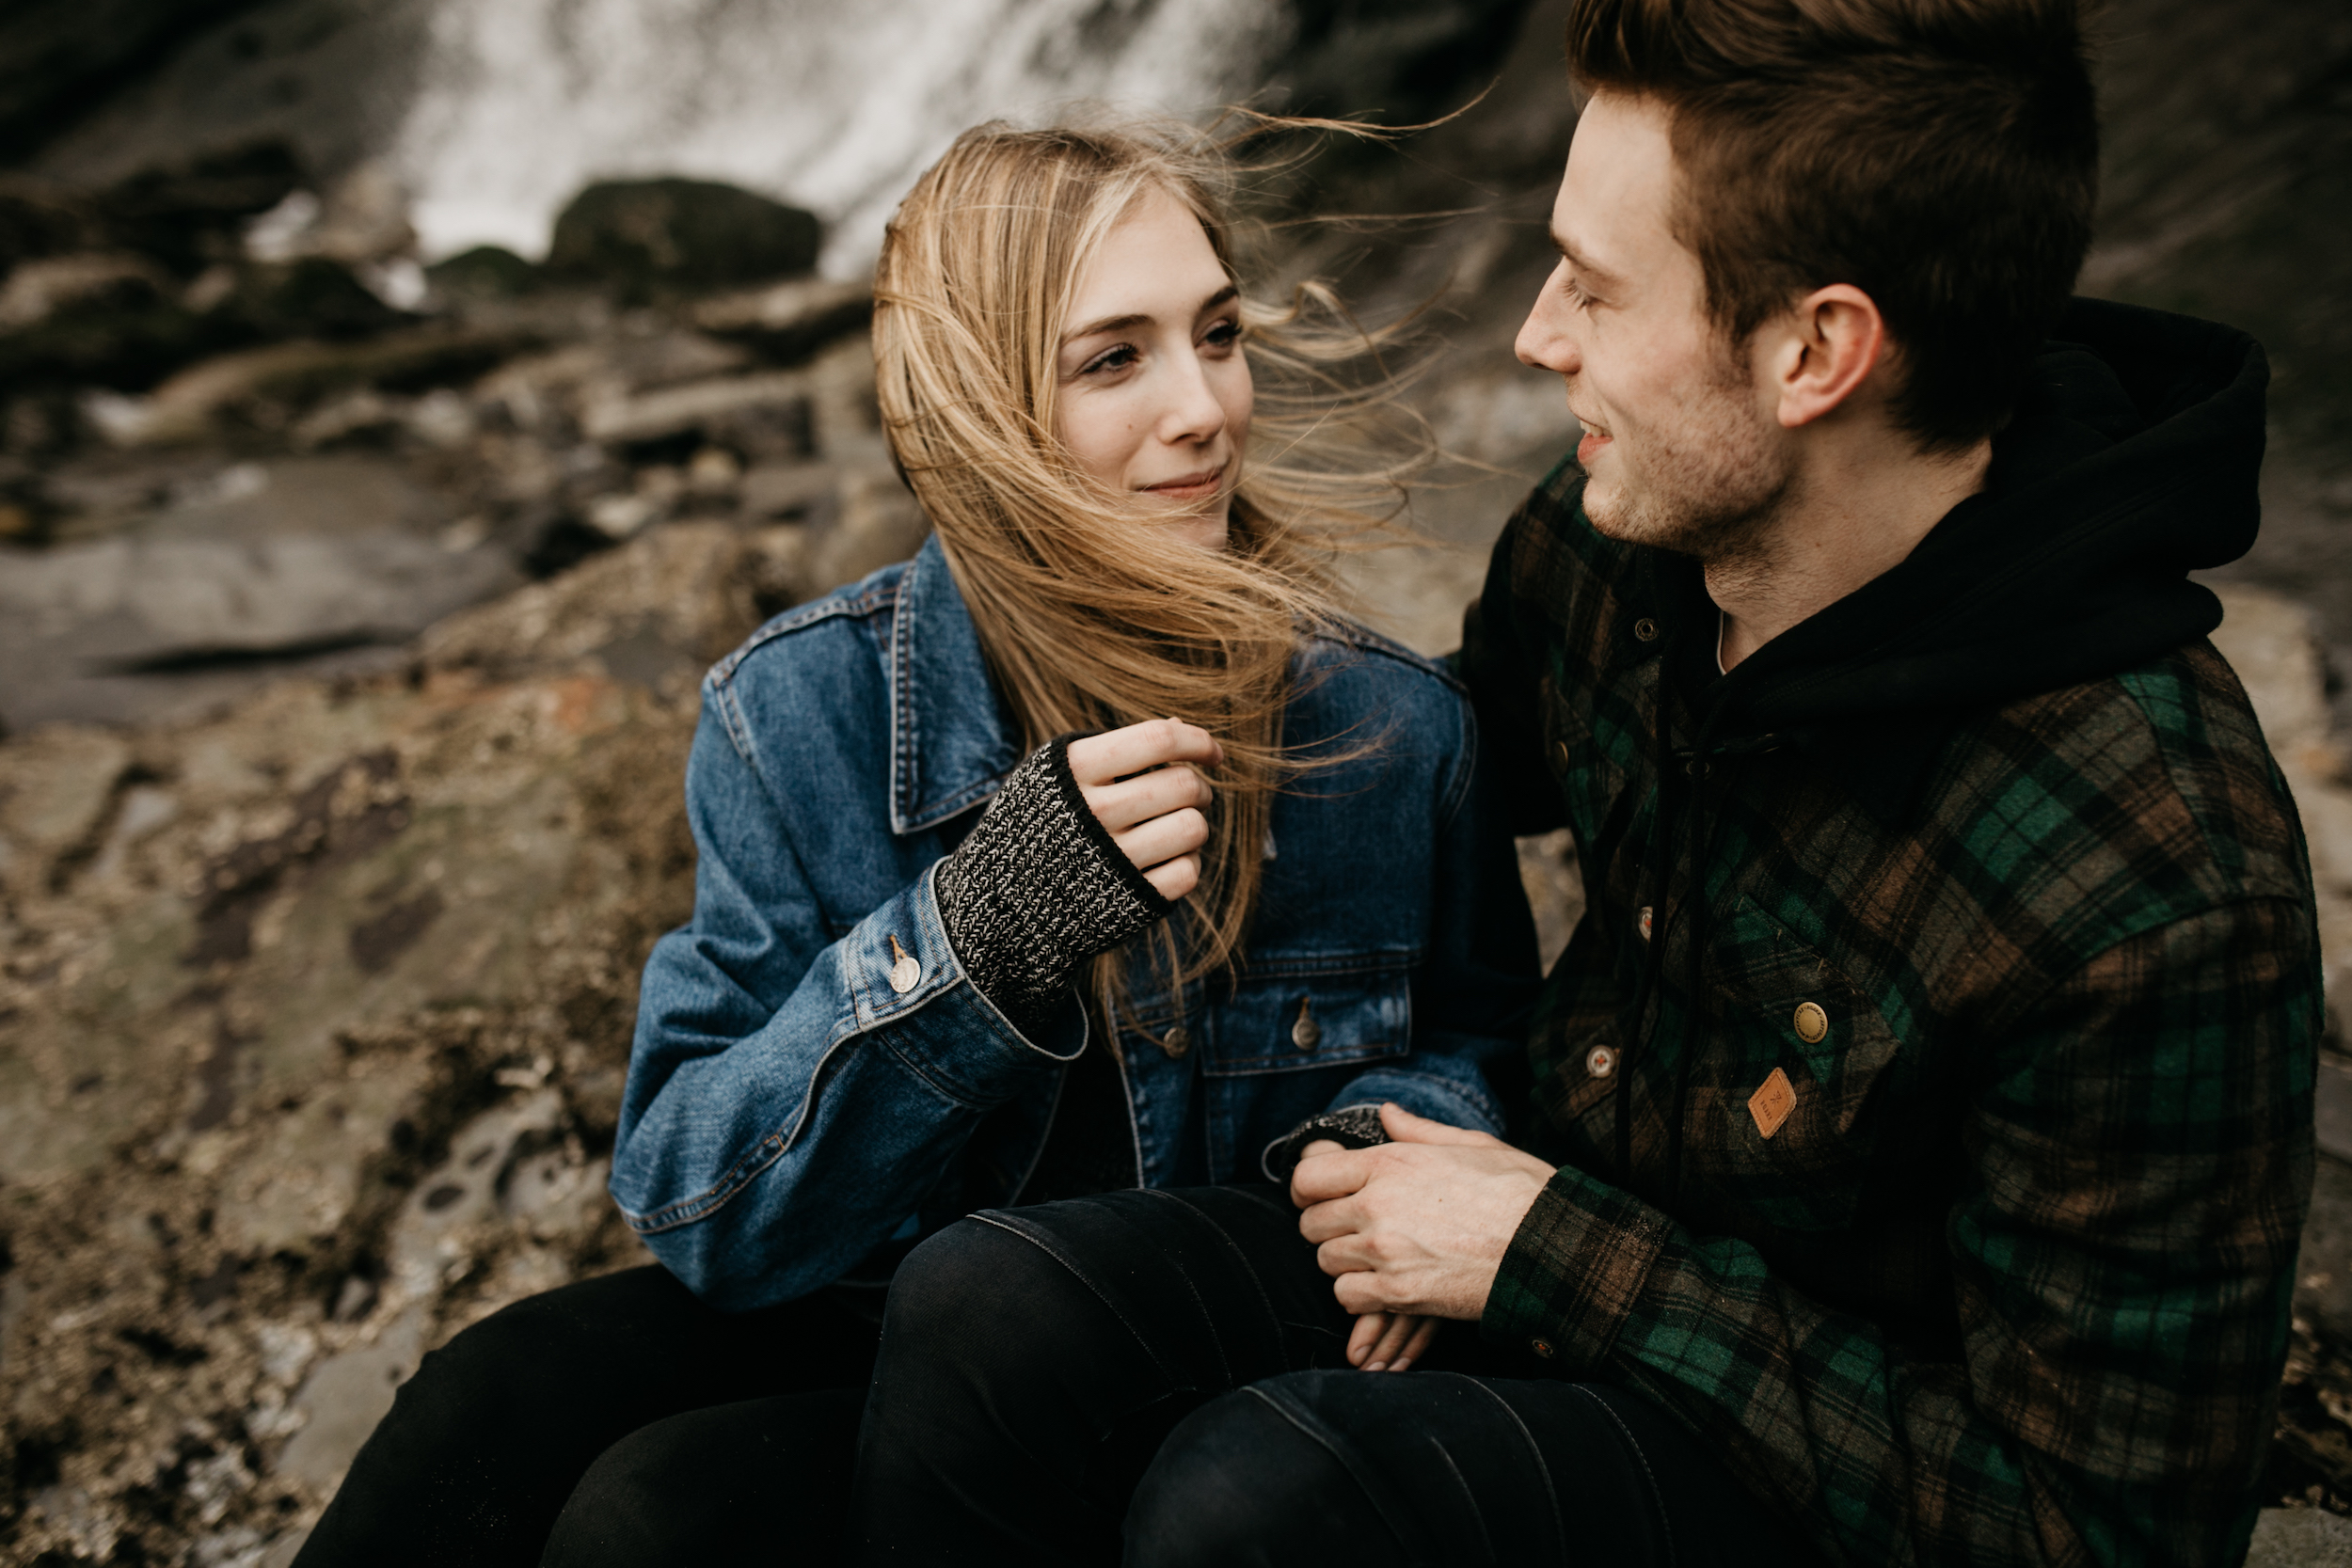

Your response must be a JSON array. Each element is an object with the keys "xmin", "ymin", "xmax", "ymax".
[{"xmin": 1459, "ymin": 461, "xmax": 2322, "ymax": 1568}]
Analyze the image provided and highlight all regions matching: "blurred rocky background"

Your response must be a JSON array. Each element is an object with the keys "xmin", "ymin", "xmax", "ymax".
[{"xmin": 0, "ymin": 0, "xmax": 2346, "ymax": 1562}]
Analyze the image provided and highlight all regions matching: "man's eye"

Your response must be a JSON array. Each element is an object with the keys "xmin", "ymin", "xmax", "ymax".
[{"xmin": 1080, "ymin": 344, "xmax": 1139, "ymax": 376}]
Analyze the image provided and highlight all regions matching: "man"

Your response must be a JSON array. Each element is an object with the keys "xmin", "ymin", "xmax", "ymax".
[{"xmin": 850, "ymin": 0, "xmax": 2323, "ymax": 1560}]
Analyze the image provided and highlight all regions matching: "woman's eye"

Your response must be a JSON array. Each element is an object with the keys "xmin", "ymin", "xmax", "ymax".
[
  {"xmin": 1079, "ymin": 344, "xmax": 1138, "ymax": 376},
  {"xmin": 1202, "ymin": 319, "xmax": 1242, "ymax": 351}
]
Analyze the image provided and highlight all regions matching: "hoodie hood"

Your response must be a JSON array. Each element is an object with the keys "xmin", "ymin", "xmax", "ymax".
[{"xmin": 1672, "ymin": 297, "xmax": 2269, "ymax": 750}]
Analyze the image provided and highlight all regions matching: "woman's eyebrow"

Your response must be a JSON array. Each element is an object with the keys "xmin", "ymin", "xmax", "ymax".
[{"xmin": 1063, "ymin": 284, "xmax": 1241, "ymax": 345}]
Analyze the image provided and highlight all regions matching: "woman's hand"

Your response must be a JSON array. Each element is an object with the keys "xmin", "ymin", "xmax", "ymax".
[
  {"xmin": 1348, "ymin": 1309, "xmax": 1440, "ymax": 1372},
  {"xmin": 1066, "ymin": 720, "xmax": 1223, "ymax": 900}
]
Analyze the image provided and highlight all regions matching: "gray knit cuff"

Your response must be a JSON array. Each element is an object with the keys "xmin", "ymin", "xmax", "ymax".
[
  {"xmin": 1263, "ymin": 1103, "xmax": 1391, "ymax": 1183},
  {"xmin": 934, "ymin": 734, "xmax": 1172, "ymax": 1035}
]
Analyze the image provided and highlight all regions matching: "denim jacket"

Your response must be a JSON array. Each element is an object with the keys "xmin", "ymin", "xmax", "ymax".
[{"xmin": 612, "ymin": 535, "xmax": 1539, "ymax": 1309}]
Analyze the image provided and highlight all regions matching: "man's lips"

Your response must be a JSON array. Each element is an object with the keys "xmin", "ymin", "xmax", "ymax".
[{"xmin": 1571, "ymin": 411, "xmax": 1612, "ymax": 466}]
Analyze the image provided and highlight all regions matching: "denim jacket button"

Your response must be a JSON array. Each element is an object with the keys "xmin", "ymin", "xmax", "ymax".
[
  {"xmin": 1160, "ymin": 1025, "xmax": 1190, "ymax": 1058},
  {"xmin": 886, "ymin": 935, "xmax": 919, "ymax": 995},
  {"xmin": 1291, "ymin": 999, "xmax": 1321, "ymax": 1051}
]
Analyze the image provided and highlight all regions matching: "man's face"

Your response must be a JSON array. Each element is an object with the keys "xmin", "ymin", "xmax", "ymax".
[{"xmin": 1516, "ymin": 92, "xmax": 1789, "ymax": 560}]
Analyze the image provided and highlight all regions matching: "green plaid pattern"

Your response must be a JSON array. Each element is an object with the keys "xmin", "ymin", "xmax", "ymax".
[{"xmin": 1462, "ymin": 461, "xmax": 2323, "ymax": 1568}]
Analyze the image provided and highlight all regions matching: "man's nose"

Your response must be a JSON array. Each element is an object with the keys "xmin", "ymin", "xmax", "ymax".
[{"xmin": 1516, "ymin": 264, "xmax": 1581, "ymax": 375}]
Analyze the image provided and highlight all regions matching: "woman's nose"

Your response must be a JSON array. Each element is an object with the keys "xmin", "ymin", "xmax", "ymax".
[{"xmin": 1154, "ymin": 348, "xmax": 1228, "ymax": 446}]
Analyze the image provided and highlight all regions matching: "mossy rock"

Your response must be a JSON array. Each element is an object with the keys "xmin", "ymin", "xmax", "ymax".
[
  {"xmin": 547, "ymin": 178, "xmax": 820, "ymax": 296},
  {"xmin": 427, "ymin": 244, "xmax": 540, "ymax": 300}
]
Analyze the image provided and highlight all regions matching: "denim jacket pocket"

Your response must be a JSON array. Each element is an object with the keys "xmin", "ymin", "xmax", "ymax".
[{"xmin": 1200, "ymin": 963, "xmax": 1412, "ymax": 1077}]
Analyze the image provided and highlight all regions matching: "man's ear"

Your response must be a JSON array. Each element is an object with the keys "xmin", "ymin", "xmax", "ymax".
[{"xmin": 1765, "ymin": 284, "xmax": 1886, "ymax": 430}]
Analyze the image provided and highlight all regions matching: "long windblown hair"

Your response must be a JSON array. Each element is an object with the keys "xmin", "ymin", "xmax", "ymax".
[{"xmin": 872, "ymin": 114, "xmax": 1425, "ymax": 1014}]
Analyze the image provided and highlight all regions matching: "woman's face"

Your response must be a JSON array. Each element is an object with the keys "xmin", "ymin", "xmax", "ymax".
[{"xmin": 1053, "ymin": 185, "xmax": 1253, "ymax": 550}]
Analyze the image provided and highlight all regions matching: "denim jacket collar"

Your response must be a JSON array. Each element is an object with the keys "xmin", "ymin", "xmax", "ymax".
[{"xmin": 890, "ymin": 534, "xmax": 1022, "ymax": 834}]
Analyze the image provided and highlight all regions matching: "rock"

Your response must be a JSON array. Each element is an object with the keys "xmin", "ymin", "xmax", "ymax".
[
  {"xmin": 0, "ymin": 453, "xmax": 519, "ymax": 732},
  {"xmin": 212, "ymin": 256, "xmax": 409, "ymax": 342},
  {"xmin": 0, "ymin": 250, "xmax": 176, "ymax": 331},
  {"xmin": 99, "ymin": 141, "xmax": 308, "ymax": 277},
  {"xmin": 0, "ymin": 175, "xmax": 109, "ymax": 269},
  {"xmin": 417, "ymin": 519, "xmax": 809, "ymax": 693},
  {"xmin": 580, "ymin": 368, "xmax": 813, "ymax": 461},
  {"xmin": 1515, "ymin": 828, "xmax": 1583, "ymax": 974},
  {"xmin": 547, "ymin": 178, "xmax": 821, "ymax": 296},
  {"xmin": 693, "ymin": 277, "xmax": 873, "ymax": 366},
  {"xmin": 271, "ymin": 1307, "xmax": 425, "ymax": 1493},
  {"xmin": 0, "ymin": 529, "xmax": 762, "ymax": 1557},
  {"xmin": 2301, "ymin": 1157, "xmax": 2352, "ymax": 1347},
  {"xmin": 2249, "ymin": 1507, "xmax": 2352, "ymax": 1568},
  {"xmin": 89, "ymin": 325, "xmax": 527, "ymax": 446},
  {"xmin": 0, "ymin": 262, "xmax": 215, "ymax": 391},
  {"xmin": 426, "ymin": 245, "xmax": 539, "ymax": 302},
  {"xmin": 2212, "ymin": 586, "xmax": 2352, "ymax": 1048}
]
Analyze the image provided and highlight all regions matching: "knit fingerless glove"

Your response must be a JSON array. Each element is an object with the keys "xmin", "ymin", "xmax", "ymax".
[
  {"xmin": 933, "ymin": 734, "xmax": 1173, "ymax": 1037},
  {"xmin": 1263, "ymin": 1104, "xmax": 1391, "ymax": 1183}
]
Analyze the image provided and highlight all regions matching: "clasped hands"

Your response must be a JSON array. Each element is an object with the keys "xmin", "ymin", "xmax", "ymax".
[{"xmin": 1292, "ymin": 1103, "xmax": 1555, "ymax": 1373}]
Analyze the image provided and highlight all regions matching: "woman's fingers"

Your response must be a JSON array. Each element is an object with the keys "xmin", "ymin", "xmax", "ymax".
[
  {"xmin": 1390, "ymin": 1317, "xmax": 1441, "ymax": 1372},
  {"xmin": 1142, "ymin": 854, "xmax": 1200, "ymax": 901},
  {"xmin": 1112, "ymin": 807, "xmax": 1206, "ymax": 873},
  {"xmin": 1084, "ymin": 764, "xmax": 1212, "ymax": 834},
  {"xmin": 1360, "ymin": 1312, "xmax": 1419, "ymax": 1372},
  {"xmin": 1067, "ymin": 719, "xmax": 1222, "ymax": 787}
]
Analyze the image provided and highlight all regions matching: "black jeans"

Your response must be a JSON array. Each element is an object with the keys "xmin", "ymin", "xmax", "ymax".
[
  {"xmin": 852, "ymin": 1183, "xmax": 1816, "ymax": 1567},
  {"xmin": 291, "ymin": 1265, "xmax": 881, "ymax": 1566}
]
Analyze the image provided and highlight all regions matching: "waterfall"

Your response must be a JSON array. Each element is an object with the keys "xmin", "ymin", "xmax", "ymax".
[{"xmin": 390, "ymin": 0, "xmax": 1296, "ymax": 273}]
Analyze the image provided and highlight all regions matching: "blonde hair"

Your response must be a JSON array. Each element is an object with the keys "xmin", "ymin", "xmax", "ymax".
[{"xmin": 873, "ymin": 114, "xmax": 1425, "ymax": 1015}]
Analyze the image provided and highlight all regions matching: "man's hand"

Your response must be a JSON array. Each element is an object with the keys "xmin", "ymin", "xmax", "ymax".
[
  {"xmin": 1066, "ymin": 720, "xmax": 1222, "ymax": 900},
  {"xmin": 1293, "ymin": 1103, "xmax": 1555, "ymax": 1322}
]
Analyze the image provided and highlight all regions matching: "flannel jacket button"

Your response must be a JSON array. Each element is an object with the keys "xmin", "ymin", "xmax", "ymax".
[
  {"xmin": 1554, "ymin": 739, "xmax": 1572, "ymax": 768},
  {"xmin": 1793, "ymin": 1001, "xmax": 1829, "ymax": 1043},
  {"xmin": 1292, "ymin": 999, "xmax": 1322, "ymax": 1050},
  {"xmin": 1633, "ymin": 617, "xmax": 1661, "ymax": 642},
  {"xmin": 1161, "ymin": 1025, "xmax": 1190, "ymax": 1058},
  {"xmin": 1586, "ymin": 1043, "xmax": 1618, "ymax": 1079},
  {"xmin": 1636, "ymin": 905, "xmax": 1652, "ymax": 942},
  {"xmin": 1531, "ymin": 1337, "xmax": 1556, "ymax": 1358}
]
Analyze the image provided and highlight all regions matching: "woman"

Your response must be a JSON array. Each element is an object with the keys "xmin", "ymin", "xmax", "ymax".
[{"xmin": 294, "ymin": 118, "xmax": 1536, "ymax": 1567}]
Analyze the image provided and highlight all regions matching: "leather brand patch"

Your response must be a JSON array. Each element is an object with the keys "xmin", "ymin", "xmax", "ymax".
[{"xmin": 1748, "ymin": 1067, "xmax": 1795, "ymax": 1140}]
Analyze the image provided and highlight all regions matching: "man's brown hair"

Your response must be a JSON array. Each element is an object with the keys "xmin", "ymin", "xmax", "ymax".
[{"xmin": 1565, "ymin": 0, "xmax": 2100, "ymax": 449}]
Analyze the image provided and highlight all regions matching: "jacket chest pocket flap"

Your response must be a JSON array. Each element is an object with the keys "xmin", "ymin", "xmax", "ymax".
[
  {"xmin": 1708, "ymin": 897, "xmax": 1903, "ymax": 1199},
  {"xmin": 1201, "ymin": 967, "xmax": 1411, "ymax": 1077}
]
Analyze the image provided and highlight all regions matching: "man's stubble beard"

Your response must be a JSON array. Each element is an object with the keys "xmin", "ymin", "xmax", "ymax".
[{"xmin": 1580, "ymin": 357, "xmax": 1791, "ymax": 574}]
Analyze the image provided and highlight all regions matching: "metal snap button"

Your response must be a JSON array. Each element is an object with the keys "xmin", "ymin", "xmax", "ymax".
[
  {"xmin": 1161, "ymin": 1025, "xmax": 1190, "ymax": 1059},
  {"xmin": 887, "ymin": 934, "xmax": 919, "ymax": 995},
  {"xmin": 1554, "ymin": 739, "xmax": 1572, "ymax": 769},
  {"xmin": 1531, "ymin": 1337, "xmax": 1556, "ymax": 1358},
  {"xmin": 1633, "ymin": 617, "xmax": 1661, "ymax": 642},
  {"xmin": 1292, "ymin": 998, "xmax": 1321, "ymax": 1051},
  {"xmin": 1636, "ymin": 905, "xmax": 1652, "ymax": 942},
  {"xmin": 1585, "ymin": 1043, "xmax": 1617, "ymax": 1079},
  {"xmin": 1792, "ymin": 1002, "xmax": 1828, "ymax": 1043}
]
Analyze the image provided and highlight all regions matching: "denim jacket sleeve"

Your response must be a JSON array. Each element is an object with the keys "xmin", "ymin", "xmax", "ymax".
[
  {"xmin": 1294, "ymin": 671, "xmax": 1539, "ymax": 1149},
  {"xmin": 610, "ymin": 689, "xmax": 1083, "ymax": 1311}
]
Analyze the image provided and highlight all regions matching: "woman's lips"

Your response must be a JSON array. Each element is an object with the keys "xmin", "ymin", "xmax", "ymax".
[{"xmin": 1142, "ymin": 466, "xmax": 1226, "ymax": 500}]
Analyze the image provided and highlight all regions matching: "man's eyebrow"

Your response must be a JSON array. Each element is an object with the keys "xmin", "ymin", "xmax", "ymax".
[
  {"xmin": 1063, "ymin": 283, "xmax": 1240, "ymax": 344},
  {"xmin": 1551, "ymin": 231, "xmax": 1624, "ymax": 288}
]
